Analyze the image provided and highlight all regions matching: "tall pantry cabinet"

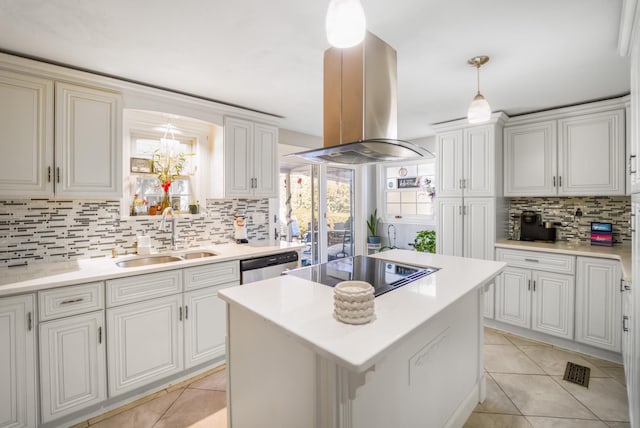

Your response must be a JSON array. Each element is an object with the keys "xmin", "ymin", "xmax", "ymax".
[
  {"xmin": 434, "ymin": 113, "xmax": 508, "ymax": 318},
  {"xmin": 623, "ymin": 3, "xmax": 640, "ymax": 425}
]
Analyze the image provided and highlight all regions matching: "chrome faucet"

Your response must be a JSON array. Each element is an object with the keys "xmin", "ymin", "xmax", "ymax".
[{"xmin": 159, "ymin": 207, "xmax": 178, "ymax": 250}]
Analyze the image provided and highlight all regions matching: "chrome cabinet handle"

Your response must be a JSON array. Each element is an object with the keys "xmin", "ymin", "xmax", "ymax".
[
  {"xmin": 559, "ymin": 176, "xmax": 562, "ymax": 187},
  {"xmin": 524, "ymin": 258, "xmax": 539, "ymax": 263},
  {"xmin": 179, "ymin": 306, "xmax": 183, "ymax": 321},
  {"xmin": 98, "ymin": 326, "xmax": 102, "ymax": 344},
  {"xmin": 623, "ymin": 315, "xmax": 629, "ymax": 332},
  {"xmin": 56, "ymin": 167, "xmax": 60, "ymax": 183},
  {"xmin": 27, "ymin": 312, "xmax": 32, "ymax": 331},
  {"xmin": 185, "ymin": 305, "xmax": 188, "ymax": 320},
  {"xmin": 528, "ymin": 280, "xmax": 531, "ymax": 291},
  {"xmin": 630, "ymin": 155, "xmax": 637, "ymax": 174},
  {"xmin": 553, "ymin": 176, "xmax": 556, "ymax": 187},
  {"xmin": 48, "ymin": 166, "xmax": 52, "ymax": 183},
  {"xmin": 60, "ymin": 298, "xmax": 84, "ymax": 305},
  {"xmin": 533, "ymin": 280, "xmax": 536, "ymax": 292}
]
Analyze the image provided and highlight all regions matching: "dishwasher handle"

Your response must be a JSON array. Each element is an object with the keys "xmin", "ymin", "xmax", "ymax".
[{"xmin": 240, "ymin": 251, "xmax": 299, "ymax": 271}]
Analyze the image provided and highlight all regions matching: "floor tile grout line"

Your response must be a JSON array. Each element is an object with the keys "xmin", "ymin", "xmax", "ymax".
[
  {"xmin": 152, "ymin": 387, "xmax": 188, "ymax": 428},
  {"xmin": 547, "ymin": 373, "xmax": 606, "ymax": 423},
  {"xmin": 485, "ymin": 371, "xmax": 524, "ymax": 417}
]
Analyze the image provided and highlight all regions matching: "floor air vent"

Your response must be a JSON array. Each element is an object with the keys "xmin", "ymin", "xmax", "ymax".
[{"xmin": 563, "ymin": 362, "xmax": 590, "ymax": 388}]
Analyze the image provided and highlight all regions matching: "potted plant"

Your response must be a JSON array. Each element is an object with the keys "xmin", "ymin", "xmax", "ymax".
[
  {"xmin": 367, "ymin": 209, "xmax": 380, "ymax": 244},
  {"xmin": 413, "ymin": 230, "xmax": 436, "ymax": 253}
]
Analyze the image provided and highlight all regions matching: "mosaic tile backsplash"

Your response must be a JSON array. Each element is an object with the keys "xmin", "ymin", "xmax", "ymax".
[
  {"xmin": 0, "ymin": 198, "xmax": 269, "ymax": 267},
  {"xmin": 508, "ymin": 196, "xmax": 631, "ymax": 244}
]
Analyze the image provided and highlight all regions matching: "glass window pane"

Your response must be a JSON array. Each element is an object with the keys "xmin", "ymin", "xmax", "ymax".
[
  {"xmin": 387, "ymin": 191, "xmax": 401, "ymax": 203},
  {"xmin": 401, "ymin": 204, "xmax": 417, "ymax": 215},
  {"xmin": 388, "ymin": 203, "xmax": 401, "ymax": 214},
  {"xmin": 417, "ymin": 203, "xmax": 433, "ymax": 215},
  {"xmin": 401, "ymin": 192, "xmax": 416, "ymax": 203}
]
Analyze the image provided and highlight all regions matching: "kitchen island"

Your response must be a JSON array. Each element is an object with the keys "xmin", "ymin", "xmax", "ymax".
[{"xmin": 219, "ymin": 249, "xmax": 505, "ymax": 428}]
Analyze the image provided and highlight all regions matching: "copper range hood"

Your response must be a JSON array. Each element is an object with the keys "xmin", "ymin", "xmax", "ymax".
[{"xmin": 292, "ymin": 31, "xmax": 433, "ymax": 164}]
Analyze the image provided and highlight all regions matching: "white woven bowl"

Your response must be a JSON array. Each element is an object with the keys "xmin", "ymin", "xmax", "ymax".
[{"xmin": 334, "ymin": 281, "xmax": 375, "ymax": 324}]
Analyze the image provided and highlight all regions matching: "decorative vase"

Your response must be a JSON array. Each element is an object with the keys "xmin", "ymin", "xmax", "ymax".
[
  {"xmin": 160, "ymin": 189, "xmax": 171, "ymax": 212},
  {"xmin": 367, "ymin": 236, "xmax": 381, "ymax": 244}
]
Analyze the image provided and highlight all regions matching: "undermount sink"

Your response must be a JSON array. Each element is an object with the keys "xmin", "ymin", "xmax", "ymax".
[
  {"xmin": 115, "ymin": 250, "xmax": 218, "ymax": 267},
  {"xmin": 180, "ymin": 250, "xmax": 218, "ymax": 259},
  {"xmin": 116, "ymin": 255, "xmax": 183, "ymax": 268}
]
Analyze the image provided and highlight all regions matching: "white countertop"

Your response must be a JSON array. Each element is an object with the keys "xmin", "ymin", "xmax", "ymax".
[
  {"xmin": 218, "ymin": 249, "xmax": 505, "ymax": 373},
  {"xmin": 0, "ymin": 241, "xmax": 304, "ymax": 297},
  {"xmin": 495, "ymin": 239, "xmax": 632, "ymax": 280}
]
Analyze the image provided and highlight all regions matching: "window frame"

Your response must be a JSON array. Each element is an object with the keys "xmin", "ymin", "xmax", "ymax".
[{"xmin": 376, "ymin": 159, "xmax": 436, "ymax": 226}]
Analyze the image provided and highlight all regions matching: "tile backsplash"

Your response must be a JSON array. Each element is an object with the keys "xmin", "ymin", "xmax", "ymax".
[
  {"xmin": 0, "ymin": 198, "xmax": 269, "ymax": 267},
  {"xmin": 508, "ymin": 196, "xmax": 631, "ymax": 244}
]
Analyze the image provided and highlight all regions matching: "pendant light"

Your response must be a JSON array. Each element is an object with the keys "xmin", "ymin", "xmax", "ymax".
[
  {"xmin": 467, "ymin": 55, "xmax": 491, "ymax": 124},
  {"xmin": 326, "ymin": 0, "xmax": 366, "ymax": 48}
]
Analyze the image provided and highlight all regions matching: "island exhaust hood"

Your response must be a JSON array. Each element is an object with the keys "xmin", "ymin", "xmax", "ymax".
[{"xmin": 291, "ymin": 31, "xmax": 433, "ymax": 164}]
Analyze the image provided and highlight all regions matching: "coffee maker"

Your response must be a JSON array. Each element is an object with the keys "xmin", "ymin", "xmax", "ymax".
[{"xmin": 520, "ymin": 211, "xmax": 556, "ymax": 242}]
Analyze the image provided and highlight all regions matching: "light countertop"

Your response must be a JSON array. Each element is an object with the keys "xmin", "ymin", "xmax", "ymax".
[
  {"xmin": 218, "ymin": 249, "xmax": 505, "ymax": 373},
  {"xmin": 0, "ymin": 241, "xmax": 305, "ymax": 297},
  {"xmin": 495, "ymin": 239, "xmax": 632, "ymax": 280}
]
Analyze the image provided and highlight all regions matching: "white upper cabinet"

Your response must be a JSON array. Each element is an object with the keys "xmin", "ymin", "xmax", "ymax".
[
  {"xmin": 436, "ymin": 120, "xmax": 502, "ymax": 198},
  {"xmin": 55, "ymin": 82, "xmax": 122, "ymax": 198},
  {"xmin": 558, "ymin": 110, "xmax": 625, "ymax": 196},
  {"xmin": 0, "ymin": 71, "xmax": 53, "ymax": 196},
  {"xmin": 504, "ymin": 102, "xmax": 626, "ymax": 197},
  {"xmin": 222, "ymin": 117, "xmax": 278, "ymax": 199},
  {"xmin": 504, "ymin": 121, "xmax": 557, "ymax": 196},
  {"xmin": 0, "ymin": 69, "xmax": 123, "ymax": 199}
]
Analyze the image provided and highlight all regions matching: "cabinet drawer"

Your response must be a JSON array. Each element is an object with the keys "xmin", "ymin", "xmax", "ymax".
[
  {"xmin": 39, "ymin": 282, "xmax": 104, "ymax": 321},
  {"xmin": 184, "ymin": 260, "xmax": 240, "ymax": 291},
  {"xmin": 107, "ymin": 270, "xmax": 182, "ymax": 307},
  {"xmin": 496, "ymin": 248, "xmax": 575, "ymax": 274}
]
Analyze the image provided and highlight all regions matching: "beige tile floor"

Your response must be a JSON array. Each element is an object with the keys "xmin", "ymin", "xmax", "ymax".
[{"xmin": 79, "ymin": 328, "xmax": 630, "ymax": 428}]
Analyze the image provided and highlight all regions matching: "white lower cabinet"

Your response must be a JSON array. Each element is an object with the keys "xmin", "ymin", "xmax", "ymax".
[
  {"xmin": 495, "ymin": 249, "xmax": 575, "ymax": 340},
  {"xmin": 185, "ymin": 284, "xmax": 233, "ymax": 368},
  {"xmin": 107, "ymin": 294, "xmax": 184, "ymax": 397},
  {"xmin": 39, "ymin": 311, "xmax": 106, "ymax": 423},
  {"xmin": 0, "ymin": 294, "xmax": 36, "ymax": 428},
  {"xmin": 575, "ymin": 257, "xmax": 622, "ymax": 352},
  {"xmin": 483, "ymin": 283, "xmax": 495, "ymax": 319}
]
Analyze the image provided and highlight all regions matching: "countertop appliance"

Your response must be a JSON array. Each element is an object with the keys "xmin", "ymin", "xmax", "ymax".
[
  {"xmin": 520, "ymin": 211, "xmax": 556, "ymax": 242},
  {"xmin": 285, "ymin": 255, "xmax": 438, "ymax": 297},
  {"xmin": 240, "ymin": 251, "xmax": 299, "ymax": 284}
]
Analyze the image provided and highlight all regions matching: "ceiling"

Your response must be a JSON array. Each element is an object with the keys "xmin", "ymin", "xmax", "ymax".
[{"xmin": 0, "ymin": 0, "xmax": 630, "ymax": 139}]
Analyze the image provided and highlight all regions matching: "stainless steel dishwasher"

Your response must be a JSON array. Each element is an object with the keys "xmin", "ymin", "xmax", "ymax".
[{"xmin": 240, "ymin": 251, "xmax": 299, "ymax": 284}]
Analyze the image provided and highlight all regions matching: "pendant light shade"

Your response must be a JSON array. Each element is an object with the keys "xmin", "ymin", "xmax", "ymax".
[
  {"xmin": 467, "ymin": 56, "xmax": 491, "ymax": 124},
  {"xmin": 326, "ymin": 0, "xmax": 366, "ymax": 48}
]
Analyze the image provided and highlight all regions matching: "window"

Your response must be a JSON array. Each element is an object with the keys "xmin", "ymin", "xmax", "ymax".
[
  {"xmin": 129, "ymin": 133, "xmax": 197, "ymax": 214},
  {"xmin": 378, "ymin": 160, "xmax": 436, "ymax": 224}
]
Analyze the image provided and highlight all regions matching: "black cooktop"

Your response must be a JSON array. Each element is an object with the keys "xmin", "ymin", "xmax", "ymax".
[{"xmin": 285, "ymin": 255, "xmax": 438, "ymax": 297}]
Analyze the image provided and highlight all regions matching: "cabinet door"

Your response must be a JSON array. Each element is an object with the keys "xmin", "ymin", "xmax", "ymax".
[
  {"xmin": 531, "ymin": 271, "xmax": 574, "ymax": 340},
  {"xmin": 463, "ymin": 125, "xmax": 494, "ymax": 196},
  {"xmin": 185, "ymin": 283, "xmax": 237, "ymax": 368},
  {"xmin": 558, "ymin": 110, "xmax": 625, "ymax": 196},
  {"xmin": 0, "ymin": 71, "xmax": 53, "ymax": 197},
  {"xmin": 436, "ymin": 198, "xmax": 462, "ymax": 257},
  {"xmin": 463, "ymin": 198, "xmax": 495, "ymax": 260},
  {"xmin": 504, "ymin": 121, "xmax": 557, "ymax": 196},
  {"xmin": 436, "ymin": 130, "xmax": 463, "ymax": 197},
  {"xmin": 55, "ymin": 82, "xmax": 122, "ymax": 198},
  {"xmin": 630, "ymin": 49, "xmax": 640, "ymax": 194},
  {"xmin": 224, "ymin": 117, "xmax": 254, "ymax": 197},
  {"xmin": 253, "ymin": 124, "xmax": 278, "ymax": 198},
  {"xmin": 575, "ymin": 257, "xmax": 622, "ymax": 352},
  {"xmin": 39, "ymin": 311, "xmax": 106, "ymax": 423},
  {"xmin": 495, "ymin": 267, "xmax": 531, "ymax": 329},
  {"xmin": 483, "ymin": 282, "xmax": 495, "ymax": 319},
  {"xmin": 0, "ymin": 294, "xmax": 36, "ymax": 428},
  {"xmin": 107, "ymin": 294, "xmax": 183, "ymax": 397}
]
